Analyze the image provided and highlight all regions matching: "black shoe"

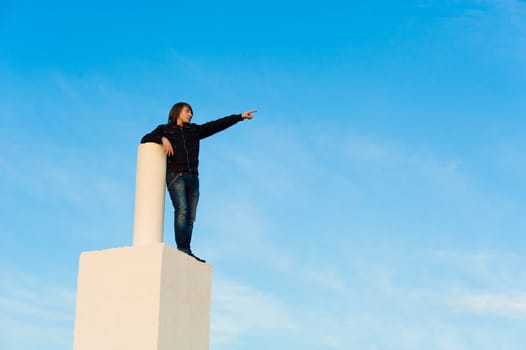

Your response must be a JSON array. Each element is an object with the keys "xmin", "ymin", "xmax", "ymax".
[
  {"xmin": 188, "ymin": 251, "xmax": 206, "ymax": 263},
  {"xmin": 178, "ymin": 248, "xmax": 206, "ymax": 263}
]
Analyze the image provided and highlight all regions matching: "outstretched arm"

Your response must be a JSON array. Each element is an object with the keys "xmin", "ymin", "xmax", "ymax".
[{"xmin": 199, "ymin": 110, "xmax": 257, "ymax": 139}]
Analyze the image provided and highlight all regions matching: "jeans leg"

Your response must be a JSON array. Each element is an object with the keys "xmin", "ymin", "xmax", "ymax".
[
  {"xmin": 186, "ymin": 174, "xmax": 200, "ymax": 243},
  {"xmin": 167, "ymin": 173, "xmax": 189, "ymax": 249},
  {"xmin": 167, "ymin": 173, "xmax": 199, "ymax": 251}
]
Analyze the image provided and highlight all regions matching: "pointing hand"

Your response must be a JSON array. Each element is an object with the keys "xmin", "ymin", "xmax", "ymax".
[{"xmin": 241, "ymin": 110, "xmax": 257, "ymax": 120}]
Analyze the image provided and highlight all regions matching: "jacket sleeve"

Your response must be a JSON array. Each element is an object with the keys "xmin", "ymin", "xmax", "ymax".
[
  {"xmin": 198, "ymin": 114, "xmax": 244, "ymax": 139},
  {"xmin": 140, "ymin": 124, "xmax": 165, "ymax": 144}
]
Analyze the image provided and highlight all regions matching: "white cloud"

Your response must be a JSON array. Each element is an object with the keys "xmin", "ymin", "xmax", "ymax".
[
  {"xmin": 428, "ymin": 250, "xmax": 526, "ymax": 319},
  {"xmin": 0, "ymin": 316, "xmax": 73, "ymax": 350},
  {"xmin": 430, "ymin": 250, "xmax": 526, "ymax": 289},
  {"xmin": 210, "ymin": 278, "xmax": 297, "ymax": 347},
  {"xmin": 342, "ymin": 132, "xmax": 463, "ymax": 180},
  {"xmin": 0, "ymin": 267, "xmax": 76, "ymax": 350},
  {"xmin": 0, "ymin": 139, "xmax": 129, "ymax": 209},
  {"xmin": 448, "ymin": 292, "xmax": 526, "ymax": 318},
  {"xmin": 0, "ymin": 137, "xmax": 134, "ymax": 245}
]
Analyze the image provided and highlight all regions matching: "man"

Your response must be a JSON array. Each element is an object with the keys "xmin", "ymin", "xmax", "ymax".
[{"xmin": 141, "ymin": 102, "xmax": 257, "ymax": 262}]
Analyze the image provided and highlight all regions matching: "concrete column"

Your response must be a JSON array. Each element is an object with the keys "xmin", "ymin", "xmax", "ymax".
[
  {"xmin": 133, "ymin": 143, "xmax": 166, "ymax": 245},
  {"xmin": 73, "ymin": 244, "xmax": 212, "ymax": 350}
]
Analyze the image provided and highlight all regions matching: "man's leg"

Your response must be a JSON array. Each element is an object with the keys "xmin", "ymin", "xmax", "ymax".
[
  {"xmin": 167, "ymin": 173, "xmax": 190, "ymax": 250},
  {"xmin": 167, "ymin": 173, "xmax": 204, "ymax": 262},
  {"xmin": 184, "ymin": 174, "xmax": 205, "ymax": 262},
  {"xmin": 185, "ymin": 173, "xmax": 200, "ymax": 244}
]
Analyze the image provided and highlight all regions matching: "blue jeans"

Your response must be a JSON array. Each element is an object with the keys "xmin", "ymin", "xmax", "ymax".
[{"xmin": 166, "ymin": 172, "xmax": 199, "ymax": 251}]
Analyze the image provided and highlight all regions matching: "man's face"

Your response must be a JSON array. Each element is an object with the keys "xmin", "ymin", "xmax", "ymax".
[{"xmin": 177, "ymin": 106, "xmax": 193, "ymax": 125}]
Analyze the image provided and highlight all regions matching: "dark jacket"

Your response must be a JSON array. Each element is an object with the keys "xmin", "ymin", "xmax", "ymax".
[{"xmin": 141, "ymin": 114, "xmax": 244, "ymax": 175}]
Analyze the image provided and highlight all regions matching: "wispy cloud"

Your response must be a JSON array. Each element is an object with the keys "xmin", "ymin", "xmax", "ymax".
[
  {"xmin": 210, "ymin": 278, "xmax": 297, "ymax": 347},
  {"xmin": 448, "ymin": 292, "xmax": 526, "ymax": 318},
  {"xmin": 0, "ymin": 138, "xmax": 133, "ymax": 242},
  {"xmin": 424, "ymin": 250, "xmax": 526, "ymax": 320},
  {"xmin": 430, "ymin": 250, "xmax": 526, "ymax": 290},
  {"xmin": 0, "ymin": 266, "xmax": 76, "ymax": 350},
  {"xmin": 0, "ymin": 138, "xmax": 126, "ymax": 205}
]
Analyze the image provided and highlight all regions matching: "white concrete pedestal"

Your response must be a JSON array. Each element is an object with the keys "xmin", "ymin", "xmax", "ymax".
[{"xmin": 73, "ymin": 243, "xmax": 212, "ymax": 350}]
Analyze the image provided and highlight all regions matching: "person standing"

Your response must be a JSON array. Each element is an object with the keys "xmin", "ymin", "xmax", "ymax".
[{"xmin": 141, "ymin": 102, "xmax": 256, "ymax": 262}]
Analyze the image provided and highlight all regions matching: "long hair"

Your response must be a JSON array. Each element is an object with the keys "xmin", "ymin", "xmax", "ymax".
[{"xmin": 168, "ymin": 102, "xmax": 193, "ymax": 125}]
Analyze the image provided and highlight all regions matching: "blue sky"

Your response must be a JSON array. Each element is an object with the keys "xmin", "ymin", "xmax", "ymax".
[{"xmin": 1, "ymin": 0, "xmax": 526, "ymax": 349}]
